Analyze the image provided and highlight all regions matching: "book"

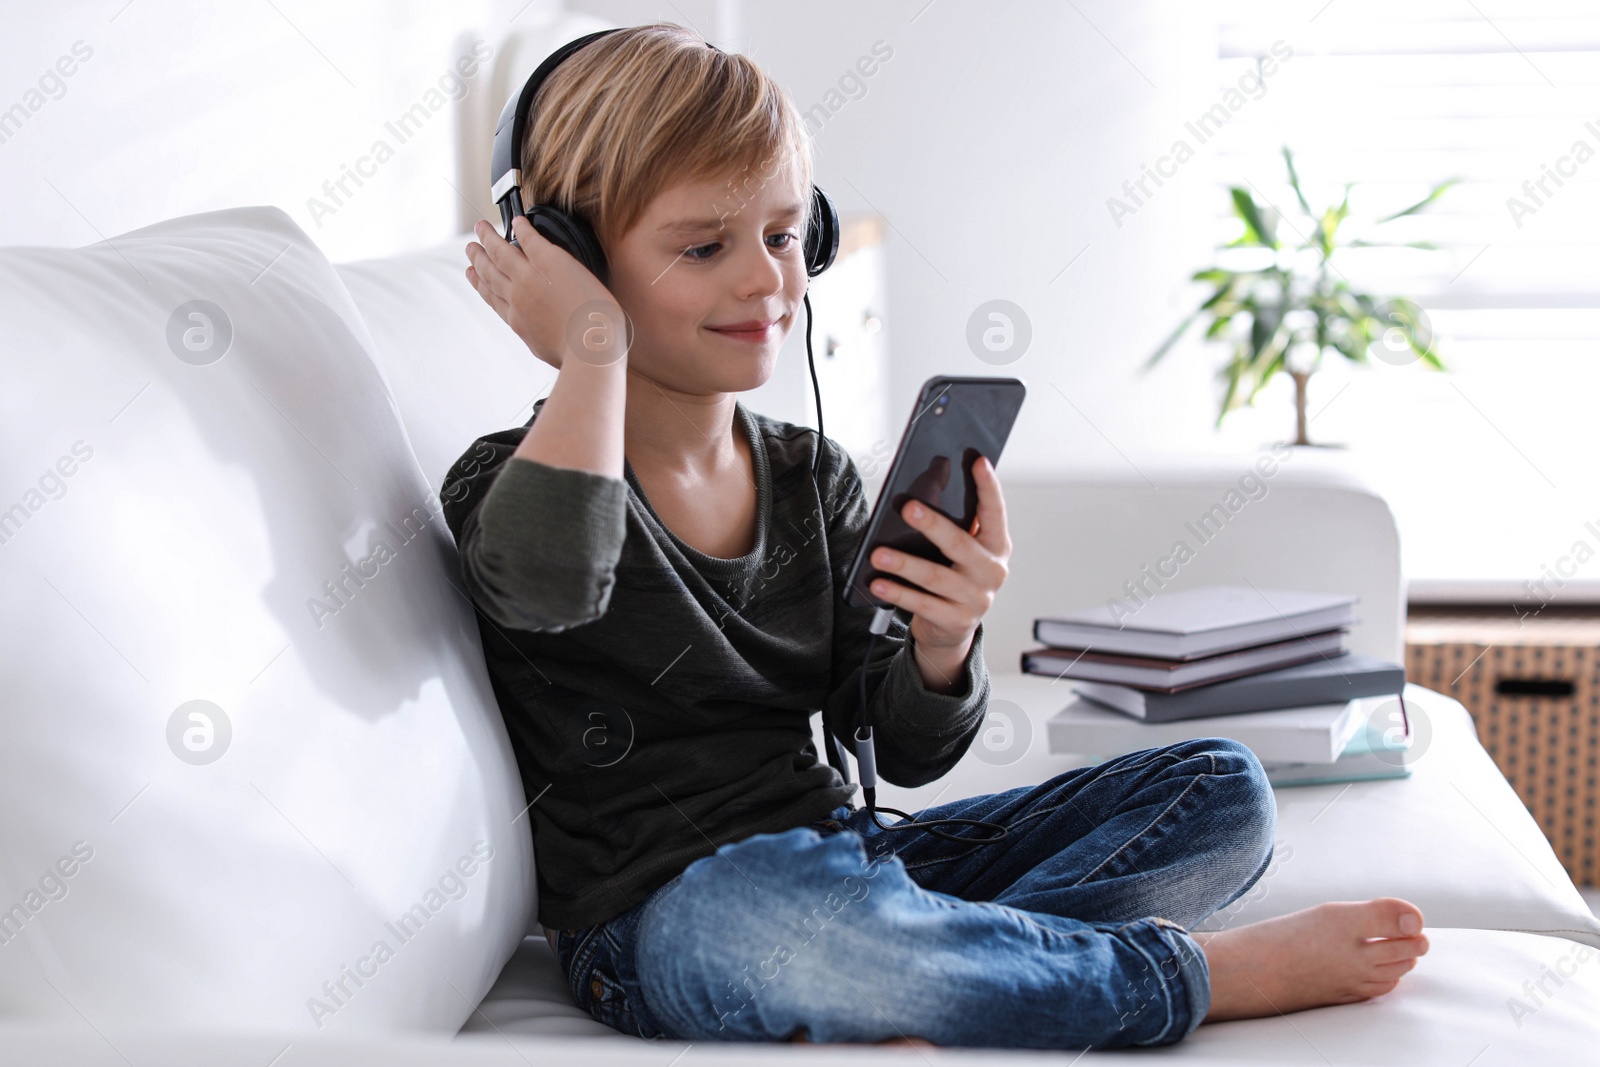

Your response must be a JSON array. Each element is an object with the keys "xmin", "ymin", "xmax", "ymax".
[
  {"xmin": 1046, "ymin": 694, "xmax": 1378, "ymax": 765},
  {"xmin": 1069, "ymin": 653, "xmax": 1406, "ymax": 723},
  {"xmin": 1020, "ymin": 628, "xmax": 1346, "ymax": 690},
  {"xmin": 1034, "ymin": 584, "xmax": 1358, "ymax": 660},
  {"xmin": 1262, "ymin": 696, "xmax": 1417, "ymax": 787}
]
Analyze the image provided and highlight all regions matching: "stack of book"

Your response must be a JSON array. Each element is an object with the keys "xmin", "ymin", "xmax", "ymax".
[{"xmin": 1025, "ymin": 585, "xmax": 1414, "ymax": 786}]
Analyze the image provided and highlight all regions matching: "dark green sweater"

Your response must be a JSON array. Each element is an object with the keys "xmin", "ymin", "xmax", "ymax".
[{"xmin": 439, "ymin": 397, "xmax": 990, "ymax": 930}]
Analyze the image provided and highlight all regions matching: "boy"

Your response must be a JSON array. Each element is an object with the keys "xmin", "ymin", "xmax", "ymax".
[{"xmin": 447, "ymin": 22, "xmax": 1428, "ymax": 1049}]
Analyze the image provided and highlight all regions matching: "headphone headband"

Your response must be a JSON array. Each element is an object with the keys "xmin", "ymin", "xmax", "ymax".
[
  {"xmin": 490, "ymin": 28, "xmax": 623, "ymax": 208},
  {"xmin": 489, "ymin": 28, "xmax": 836, "ymax": 279}
]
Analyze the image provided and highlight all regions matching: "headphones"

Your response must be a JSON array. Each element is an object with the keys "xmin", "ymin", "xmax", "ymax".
[
  {"xmin": 489, "ymin": 28, "xmax": 839, "ymax": 482},
  {"xmin": 491, "ymin": 29, "xmax": 839, "ymax": 284},
  {"xmin": 489, "ymin": 30, "xmax": 1007, "ymax": 852}
]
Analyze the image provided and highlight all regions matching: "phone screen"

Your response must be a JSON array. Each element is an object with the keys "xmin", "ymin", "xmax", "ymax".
[{"xmin": 842, "ymin": 376, "xmax": 1026, "ymax": 610}]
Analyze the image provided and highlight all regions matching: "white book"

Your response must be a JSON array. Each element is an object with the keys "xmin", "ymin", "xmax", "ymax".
[
  {"xmin": 1035, "ymin": 584, "xmax": 1359, "ymax": 660},
  {"xmin": 1261, "ymin": 698, "xmax": 1418, "ymax": 786},
  {"xmin": 1045, "ymin": 694, "xmax": 1386, "ymax": 765}
]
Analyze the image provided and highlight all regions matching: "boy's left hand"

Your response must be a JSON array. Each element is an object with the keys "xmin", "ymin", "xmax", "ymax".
[{"xmin": 867, "ymin": 455, "xmax": 1011, "ymax": 683}]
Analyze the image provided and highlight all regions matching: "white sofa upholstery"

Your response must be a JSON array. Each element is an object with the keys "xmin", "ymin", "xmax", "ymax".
[
  {"xmin": 0, "ymin": 207, "xmax": 533, "ymax": 1035},
  {"xmin": 2, "ymin": 207, "xmax": 1596, "ymax": 1064},
  {"xmin": 982, "ymin": 458, "xmax": 1405, "ymax": 671}
]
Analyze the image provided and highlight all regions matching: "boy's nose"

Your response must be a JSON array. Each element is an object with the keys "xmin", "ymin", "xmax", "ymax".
[{"xmin": 735, "ymin": 246, "xmax": 785, "ymax": 299}]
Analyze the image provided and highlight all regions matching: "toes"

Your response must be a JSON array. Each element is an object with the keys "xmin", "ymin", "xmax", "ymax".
[
  {"xmin": 1370, "ymin": 956, "xmax": 1419, "ymax": 979},
  {"xmin": 1372, "ymin": 897, "xmax": 1425, "ymax": 938},
  {"xmin": 1363, "ymin": 933, "xmax": 1430, "ymax": 964},
  {"xmin": 1355, "ymin": 977, "xmax": 1403, "ymax": 999},
  {"xmin": 1338, "ymin": 897, "xmax": 1425, "ymax": 940}
]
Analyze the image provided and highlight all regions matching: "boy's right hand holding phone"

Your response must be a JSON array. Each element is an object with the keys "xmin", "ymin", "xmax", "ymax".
[{"xmin": 464, "ymin": 215, "xmax": 624, "ymax": 369}]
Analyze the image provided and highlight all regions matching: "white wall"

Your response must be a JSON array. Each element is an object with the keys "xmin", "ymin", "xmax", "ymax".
[
  {"xmin": 0, "ymin": 0, "xmax": 577, "ymax": 262},
  {"xmin": 2, "ymin": 0, "xmax": 1278, "ymax": 473},
  {"xmin": 575, "ymin": 0, "xmax": 1232, "ymax": 474}
]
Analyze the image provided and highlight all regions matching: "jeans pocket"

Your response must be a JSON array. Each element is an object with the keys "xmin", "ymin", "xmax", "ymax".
[
  {"xmin": 584, "ymin": 959, "xmax": 638, "ymax": 1034},
  {"xmin": 567, "ymin": 925, "xmax": 650, "ymax": 1038}
]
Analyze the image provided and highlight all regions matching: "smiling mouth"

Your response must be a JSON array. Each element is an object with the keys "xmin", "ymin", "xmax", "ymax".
[
  {"xmin": 707, "ymin": 325, "xmax": 772, "ymax": 342},
  {"xmin": 706, "ymin": 317, "xmax": 781, "ymax": 342}
]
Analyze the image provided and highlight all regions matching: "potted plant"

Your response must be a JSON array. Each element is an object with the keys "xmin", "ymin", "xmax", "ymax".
[{"xmin": 1144, "ymin": 146, "xmax": 1456, "ymax": 446}]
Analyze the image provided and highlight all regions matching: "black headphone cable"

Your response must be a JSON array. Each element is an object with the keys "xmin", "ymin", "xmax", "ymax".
[
  {"xmin": 803, "ymin": 279, "xmax": 1005, "ymax": 852},
  {"xmin": 852, "ymin": 605, "xmax": 1009, "ymax": 850}
]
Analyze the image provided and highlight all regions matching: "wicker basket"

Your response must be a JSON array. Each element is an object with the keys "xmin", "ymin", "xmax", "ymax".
[{"xmin": 1406, "ymin": 606, "xmax": 1600, "ymax": 887}]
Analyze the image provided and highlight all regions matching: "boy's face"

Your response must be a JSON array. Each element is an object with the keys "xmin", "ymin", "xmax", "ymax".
[{"xmin": 605, "ymin": 154, "xmax": 809, "ymax": 397}]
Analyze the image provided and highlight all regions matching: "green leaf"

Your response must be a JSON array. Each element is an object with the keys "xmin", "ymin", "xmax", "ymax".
[
  {"xmin": 1404, "ymin": 327, "xmax": 1448, "ymax": 370},
  {"xmin": 1247, "ymin": 348, "xmax": 1287, "ymax": 403},
  {"xmin": 1419, "ymin": 347, "xmax": 1448, "ymax": 371},
  {"xmin": 1347, "ymin": 239, "xmax": 1442, "ymax": 250},
  {"xmin": 1376, "ymin": 179, "xmax": 1459, "ymax": 223},
  {"xmin": 1230, "ymin": 187, "xmax": 1277, "ymax": 248},
  {"xmin": 1327, "ymin": 333, "xmax": 1368, "ymax": 365},
  {"xmin": 1155, "ymin": 155, "xmax": 1454, "ymax": 432},
  {"xmin": 1142, "ymin": 309, "xmax": 1201, "ymax": 372},
  {"xmin": 1315, "ymin": 185, "xmax": 1352, "ymax": 257},
  {"xmin": 1249, "ymin": 305, "xmax": 1282, "ymax": 356},
  {"xmin": 1216, "ymin": 355, "xmax": 1246, "ymax": 425},
  {"xmin": 1199, "ymin": 283, "xmax": 1238, "ymax": 311},
  {"xmin": 1282, "ymin": 145, "xmax": 1314, "ymax": 217}
]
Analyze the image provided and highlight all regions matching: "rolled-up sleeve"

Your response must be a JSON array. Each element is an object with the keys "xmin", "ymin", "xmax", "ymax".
[{"xmin": 440, "ymin": 429, "xmax": 628, "ymax": 633}]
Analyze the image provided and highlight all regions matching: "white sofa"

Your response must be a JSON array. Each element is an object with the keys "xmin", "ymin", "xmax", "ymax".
[{"xmin": 2, "ymin": 206, "xmax": 1597, "ymax": 1064}]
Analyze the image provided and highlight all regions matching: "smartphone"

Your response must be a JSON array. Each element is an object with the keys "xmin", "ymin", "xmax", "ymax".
[{"xmin": 842, "ymin": 376, "xmax": 1027, "ymax": 610}]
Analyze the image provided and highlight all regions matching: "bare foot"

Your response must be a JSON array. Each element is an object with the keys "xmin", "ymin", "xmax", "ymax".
[{"xmin": 1193, "ymin": 897, "xmax": 1429, "ymax": 1022}]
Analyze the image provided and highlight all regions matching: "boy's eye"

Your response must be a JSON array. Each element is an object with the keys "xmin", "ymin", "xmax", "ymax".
[{"xmin": 681, "ymin": 233, "xmax": 799, "ymax": 262}]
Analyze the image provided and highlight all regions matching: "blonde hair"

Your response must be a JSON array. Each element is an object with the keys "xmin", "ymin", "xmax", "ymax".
[{"xmin": 519, "ymin": 22, "xmax": 813, "ymax": 251}]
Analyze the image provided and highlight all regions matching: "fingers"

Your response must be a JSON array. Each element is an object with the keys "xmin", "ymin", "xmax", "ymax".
[
  {"xmin": 892, "ymin": 498, "xmax": 1007, "ymax": 590},
  {"xmin": 970, "ymin": 455, "xmax": 1011, "ymax": 556},
  {"xmin": 872, "ymin": 544, "xmax": 980, "ymax": 609},
  {"xmin": 868, "ymin": 573, "xmax": 965, "ymax": 631},
  {"xmin": 895, "ymin": 500, "xmax": 973, "ymax": 564},
  {"xmin": 897, "ymin": 458, "xmax": 1010, "ymax": 570},
  {"xmin": 464, "ymin": 261, "xmax": 510, "ymax": 315},
  {"xmin": 509, "ymin": 215, "xmax": 555, "ymax": 285},
  {"xmin": 466, "ymin": 233, "xmax": 515, "ymax": 297},
  {"xmin": 470, "ymin": 216, "xmax": 550, "ymax": 290},
  {"xmin": 474, "ymin": 215, "xmax": 523, "ymax": 267}
]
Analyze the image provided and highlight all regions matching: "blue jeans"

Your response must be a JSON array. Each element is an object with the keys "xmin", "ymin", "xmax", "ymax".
[{"xmin": 549, "ymin": 737, "xmax": 1276, "ymax": 1050}]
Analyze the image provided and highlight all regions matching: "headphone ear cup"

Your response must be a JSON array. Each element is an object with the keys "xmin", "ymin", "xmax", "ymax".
[
  {"xmin": 525, "ymin": 205, "xmax": 610, "ymax": 286},
  {"xmin": 805, "ymin": 185, "xmax": 840, "ymax": 278}
]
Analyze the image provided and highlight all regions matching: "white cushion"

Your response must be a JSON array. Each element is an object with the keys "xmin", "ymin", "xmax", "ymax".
[
  {"xmin": 455, "ymin": 927, "xmax": 1600, "ymax": 1058},
  {"xmin": 0, "ymin": 205, "xmax": 533, "ymax": 1032},
  {"xmin": 0, "ymin": 926, "xmax": 1596, "ymax": 1058},
  {"xmin": 335, "ymin": 237, "xmax": 554, "ymax": 496},
  {"xmin": 872, "ymin": 676, "xmax": 1600, "ymax": 950},
  {"xmin": 335, "ymin": 238, "xmax": 555, "ymax": 941},
  {"xmin": 1193, "ymin": 683, "xmax": 1600, "ymax": 947},
  {"xmin": 457, "ymin": 937, "xmax": 623, "ymax": 1041}
]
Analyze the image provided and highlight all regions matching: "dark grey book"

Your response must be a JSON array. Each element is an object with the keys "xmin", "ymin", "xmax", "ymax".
[{"xmin": 1070, "ymin": 652, "xmax": 1405, "ymax": 723}]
